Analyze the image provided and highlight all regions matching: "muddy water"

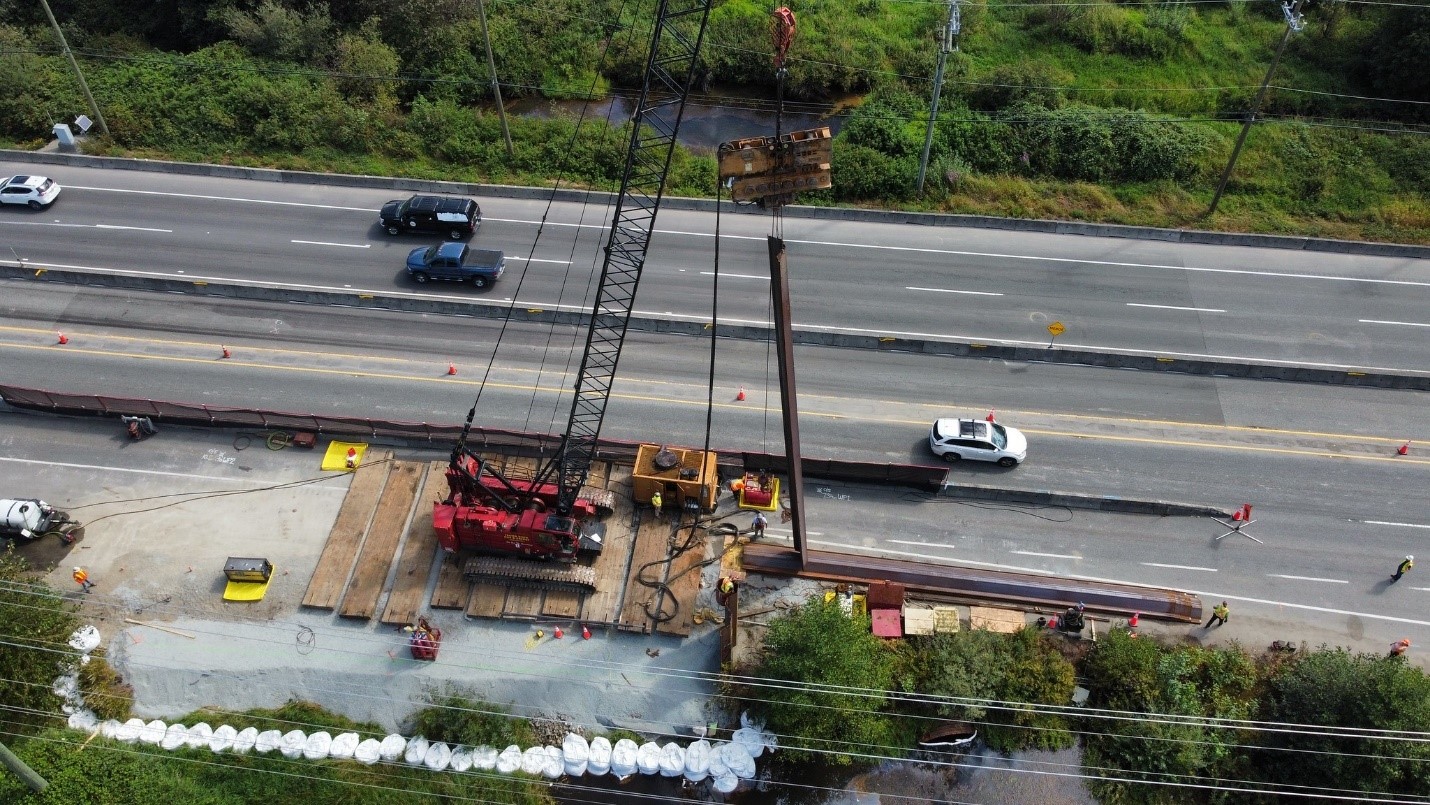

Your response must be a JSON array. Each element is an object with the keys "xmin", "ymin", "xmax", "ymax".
[
  {"xmin": 508, "ymin": 90, "xmax": 850, "ymax": 153},
  {"xmin": 554, "ymin": 745, "xmax": 1096, "ymax": 804}
]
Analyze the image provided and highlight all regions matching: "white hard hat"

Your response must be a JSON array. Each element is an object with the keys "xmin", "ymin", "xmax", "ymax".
[
  {"xmin": 1408, "ymin": 555, "xmax": 1415, "ymax": 562},
  {"xmin": 72, "ymin": 567, "xmax": 82, "ymax": 572}
]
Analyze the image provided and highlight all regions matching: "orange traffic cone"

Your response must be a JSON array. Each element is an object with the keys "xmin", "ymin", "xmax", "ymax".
[
  {"xmin": 447, "ymin": 362, "xmax": 457, "ymax": 376},
  {"xmin": 56, "ymin": 332, "xmax": 68, "ymax": 345},
  {"xmin": 220, "ymin": 346, "xmax": 231, "ymax": 359},
  {"xmin": 345, "ymin": 447, "xmax": 357, "ymax": 469},
  {"xmin": 986, "ymin": 410, "xmax": 996, "ymax": 422},
  {"xmin": 1129, "ymin": 612, "xmax": 1140, "ymax": 628},
  {"xmin": 554, "ymin": 626, "xmax": 564, "ymax": 640},
  {"xmin": 581, "ymin": 625, "xmax": 591, "ymax": 640},
  {"xmin": 736, "ymin": 386, "xmax": 746, "ymax": 402},
  {"xmin": 1398, "ymin": 441, "xmax": 1410, "ymax": 456}
]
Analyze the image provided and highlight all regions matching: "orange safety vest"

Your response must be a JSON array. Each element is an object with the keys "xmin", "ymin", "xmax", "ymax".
[{"xmin": 73, "ymin": 569, "xmax": 88, "ymax": 585}]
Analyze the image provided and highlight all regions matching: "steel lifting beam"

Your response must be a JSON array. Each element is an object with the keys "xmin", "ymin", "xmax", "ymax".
[{"xmin": 741, "ymin": 543, "xmax": 1203, "ymax": 623}]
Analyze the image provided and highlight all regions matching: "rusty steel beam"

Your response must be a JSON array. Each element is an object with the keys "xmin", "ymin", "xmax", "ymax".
[
  {"xmin": 742, "ymin": 543, "xmax": 1202, "ymax": 623},
  {"xmin": 768, "ymin": 236, "xmax": 808, "ymax": 567}
]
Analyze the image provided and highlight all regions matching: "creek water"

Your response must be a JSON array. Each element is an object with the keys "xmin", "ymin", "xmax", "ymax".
[
  {"xmin": 508, "ymin": 90, "xmax": 850, "ymax": 153},
  {"xmin": 553, "ymin": 744, "xmax": 1096, "ymax": 804}
]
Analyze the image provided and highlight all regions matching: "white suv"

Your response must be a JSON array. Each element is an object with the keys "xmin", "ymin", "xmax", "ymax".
[
  {"xmin": 929, "ymin": 418, "xmax": 1028, "ymax": 467},
  {"xmin": 0, "ymin": 175, "xmax": 61, "ymax": 209}
]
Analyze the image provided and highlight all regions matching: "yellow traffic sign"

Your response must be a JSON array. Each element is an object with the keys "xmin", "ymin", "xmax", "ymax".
[{"xmin": 1047, "ymin": 321, "xmax": 1065, "ymax": 337}]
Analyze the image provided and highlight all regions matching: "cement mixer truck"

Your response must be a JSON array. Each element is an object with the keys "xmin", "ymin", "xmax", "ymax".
[{"xmin": 1, "ymin": 499, "xmax": 82, "ymax": 546}]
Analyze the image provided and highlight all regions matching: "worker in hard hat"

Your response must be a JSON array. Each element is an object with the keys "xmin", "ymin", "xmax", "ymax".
[
  {"xmin": 650, "ymin": 490, "xmax": 663, "ymax": 520},
  {"xmin": 716, "ymin": 576, "xmax": 737, "ymax": 607},
  {"xmin": 72, "ymin": 567, "xmax": 94, "ymax": 592}
]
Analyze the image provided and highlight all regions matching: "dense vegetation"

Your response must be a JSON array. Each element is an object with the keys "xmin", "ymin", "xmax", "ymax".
[
  {"xmin": 0, "ymin": 0, "xmax": 1425, "ymax": 241},
  {"xmin": 746, "ymin": 597, "xmax": 1430, "ymax": 802}
]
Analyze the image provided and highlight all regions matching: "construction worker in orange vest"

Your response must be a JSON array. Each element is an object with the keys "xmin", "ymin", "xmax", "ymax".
[
  {"xmin": 1391, "ymin": 638, "xmax": 1412, "ymax": 657},
  {"xmin": 72, "ymin": 567, "xmax": 94, "ymax": 593}
]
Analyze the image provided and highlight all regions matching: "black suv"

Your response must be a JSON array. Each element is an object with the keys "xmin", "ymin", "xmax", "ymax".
[{"xmin": 378, "ymin": 195, "xmax": 481, "ymax": 240}]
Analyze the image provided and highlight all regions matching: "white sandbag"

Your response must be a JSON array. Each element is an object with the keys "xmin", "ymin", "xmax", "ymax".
[
  {"xmin": 378, "ymin": 734, "xmax": 406, "ymax": 762},
  {"xmin": 609, "ymin": 738, "xmax": 638, "ymax": 778},
  {"xmin": 587, "ymin": 736, "xmax": 612, "ymax": 776},
  {"xmin": 186, "ymin": 722, "xmax": 214, "ymax": 749},
  {"xmin": 731, "ymin": 726, "xmax": 763, "ymax": 757},
  {"xmin": 712, "ymin": 770, "xmax": 740, "ymax": 794},
  {"xmin": 99, "ymin": 719, "xmax": 121, "ymax": 740},
  {"xmin": 303, "ymin": 731, "xmax": 332, "ymax": 761},
  {"xmin": 354, "ymin": 738, "xmax": 382, "ymax": 765},
  {"xmin": 562, "ymin": 733, "xmax": 589, "ymax": 777},
  {"xmin": 719, "ymin": 741, "xmax": 757, "ymax": 779},
  {"xmin": 233, "ymin": 727, "xmax": 258, "ymax": 755},
  {"xmin": 67, "ymin": 710, "xmax": 97, "ymax": 733},
  {"xmin": 449, "ymin": 745, "xmax": 473, "ymax": 772},
  {"xmin": 683, "ymin": 739, "xmax": 711, "ymax": 782},
  {"xmin": 68, "ymin": 625, "xmax": 101, "ymax": 653},
  {"xmin": 329, "ymin": 732, "xmax": 360, "ymax": 759},
  {"xmin": 139, "ymin": 719, "xmax": 166, "ymax": 745},
  {"xmin": 210, "ymin": 724, "xmax": 237, "ymax": 754},
  {"xmin": 540, "ymin": 746, "xmax": 563, "ymax": 780},
  {"xmin": 472, "ymin": 745, "xmax": 498, "ymax": 771},
  {"xmin": 115, "ymin": 718, "xmax": 143, "ymax": 743},
  {"xmin": 424, "ymin": 741, "xmax": 453, "ymax": 771},
  {"xmin": 495, "ymin": 744, "xmax": 523, "ymax": 774},
  {"xmin": 707, "ymin": 742, "xmax": 729, "ymax": 779},
  {"xmin": 636, "ymin": 742, "xmax": 661, "ymax": 775},
  {"xmin": 52, "ymin": 674, "xmax": 78, "ymax": 700},
  {"xmin": 280, "ymin": 729, "xmax": 307, "ymax": 759},
  {"xmin": 254, "ymin": 729, "xmax": 284, "ymax": 754},
  {"xmin": 659, "ymin": 742, "xmax": 685, "ymax": 777},
  {"xmin": 737, "ymin": 711, "xmax": 778, "ymax": 755},
  {"xmin": 404, "ymin": 735, "xmax": 429, "ymax": 766},
  {"xmin": 155, "ymin": 723, "xmax": 186, "ymax": 751},
  {"xmin": 520, "ymin": 746, "xmax": 545, "ymax": 776}
]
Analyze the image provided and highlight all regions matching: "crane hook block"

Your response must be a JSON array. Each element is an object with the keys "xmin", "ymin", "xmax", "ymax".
[{"xmin": 772, "ymin": 8, "xmax": 796, "ymax": 69}]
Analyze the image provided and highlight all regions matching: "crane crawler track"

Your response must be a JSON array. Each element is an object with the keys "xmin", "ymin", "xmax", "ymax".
[{"xmin": 462, "ymin": 556, "xmax": 597, "ymax": 593}]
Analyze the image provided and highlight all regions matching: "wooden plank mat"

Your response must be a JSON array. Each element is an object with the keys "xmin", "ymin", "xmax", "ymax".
[
  {"xmin": 301, "ymin": 451, "xmax": 392, "ymax": 610},
  {"xmin": 431, "ymin": 559, "xmax": 469, "ymax": 609},
  {"xmin": 969, "ymin": 606, "xmax": 1027, "ymax": 633},
  {"xmin": 379, "ymin": 461, "xmax": 447, "ymax": 626},
  {"xmin": 543, "ymin": 590, "xmax": 582, "ymax": 619},
  {"xmin": 504, "ymin": 587, "xmax": 543, "ymax": 619},
  {"xmin": 655, "ymin": 532, "xmax": 709, "ymax": 638},
  {"xmin": 338, "ymin": 461, "xmax": 424, "ymax": 619},
  {"xmin": 619, "ymin": 516, "xmax": 673, "ymax": 632},
  {"xmin": 466, "ymin": 583, "xmax": 506, "ymax": 619},
  {"xmin": 581, "ymin": 468, "xmax": 636, "ymax": 625}
]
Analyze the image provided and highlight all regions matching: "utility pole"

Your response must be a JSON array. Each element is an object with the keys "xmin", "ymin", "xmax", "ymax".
[
  {"xmin": 916, "ymin": 0, "xmax": 959, "ymax": 195},
  {"xmin": 474, "ymin": 0, "xmax": 513, "ymax": 158},
  {"xmin": 39, "ymin": 0, "xmax": 108, "ymax": 138},
  {"xmin": 1206, "ymin": 0, "xmax": 1303, "ymax": 216},
  {"xmin": 0, "ymin": 740, "xmax": 47, "ymax": 792}
]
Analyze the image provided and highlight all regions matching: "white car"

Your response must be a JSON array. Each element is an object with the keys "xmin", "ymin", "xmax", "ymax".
[
  {"xmin": 0, "ymin": 175, "xmax": 61, "ymax": 209},
  {"xmin": 929, "ymin": 418, "xmax": 1028, "ymax": 467}
]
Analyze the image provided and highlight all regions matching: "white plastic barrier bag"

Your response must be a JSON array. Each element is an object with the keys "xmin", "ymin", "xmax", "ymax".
[
  {"xmin": 541, "ymin": 746, "xmax": 563, "ymax": 780},
  {"xmin": 736, "ymin": 711, "xmax": 778, "ymax": 756},
  {"xmin": 186, "ymin": 722, "xmax": 214, "ymax": 750},
  {"xmin": 587, "ymin": 736, "xmax": 612, "ymax": 776},
  {"xmin": 233, "ymin": 726, "xmax": 259, "ymax": 754},
  {"xmin": 496, "ymin": 744, "xmax": 522, "ymax": 774},
  {"xmin": 354, "ymin": 738, "xmax": 382, "ymax": 765},
  {"xmin": 161, "ymin": 723, "xmax": 188, "ymax": 751},
  {"xmin": 636, "ymin": 742, "xmax": 662, "ymax": 775},
  {"xmin": 138, "ymin": 719, "xmax": 166, "ymax": 745},
  {"xmin": 712, "ymin": 770, "xmax": 740, "ymax": 794},
  {"xmin": 254, "ymin": 729, "xmax": 283, "ymax": 754},
  {"xmin": 378, "ymin": 734, "xmax": 406, "ymax": 762},
  {"xmin": 708, "ymin": 742, "xmax": 730, "ymax": 779},
  {"xmin": 404, "ymin": 735, "xmax": 429, "ymax": 766},
  {"xmin": 66, "ymin": 710, "xmax": 97, "ymax": 733},
  {"xmin": 472, "ymin": 745, "xmax": 498, "ymax": 771},
  {"xmin": 280, "ymin": 729, "xmax": 307, "ymax": 759},
  {"xmin": 115, "ymin": 718, "xmax": 143, "ymax": 744},
  {"xmin": 520, "ymin": 746, "xmax": 545, "ymax": 776},
  {"xmin": 68, "ymin": 625, "xmax": 101, "ymax": 653},
  {"xmin": 562, "ymin": 733, "xmax": 589, "ymax": 777},
  {"xmin": 659, "ymin": 743, "xmax": 685, "ymax": 777},
  {"xmin": 719, "ymin": 741, "xmax": 757, "ymax": 779},
  {"xmin": 210, "ymin": 724, "xmax": 237, "ymax": 754},
  {"xmin": 329, "ymin": 732, "xmax": 359, "ymax": 759},
  {"xmin": 609, "ymin": 738, "xmax": 638, "ymax": 778},
  {"xmin": 449, "ymin": 745, "xmax": 473, "ymax": 772},
  {"xmin": 424, "ymin": 741, "xmax": 453, "ymax": 771},
  {"xmin": 99, "ymin": 719, "xmax": 121, "ymax": 740},
  {"xmin": 303, "ymin": 731, "xmax": 332, "ymax": 761},
  {"xmin": 683, "ymin": 739, "xmax": 711, "ymax": 782}
]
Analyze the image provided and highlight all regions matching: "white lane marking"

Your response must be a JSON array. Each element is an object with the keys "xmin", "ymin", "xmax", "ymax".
[
  {"xmin": 1267, "ymin": 574, "xmax": 1348, "ymax": 584},
  {"xmin": 1411, "ymin": 587, "xmax": 1430, "ymax": 592},
  {"xmin": 1360, "ymin": 520, "xmax": 1430, "ymax": 530},
  {"xmin": 1126, "ymin": 303, "xmax": 1225, "ymax": 313},
  {"xmin": 70, "ymin": 185, "xmax": 372, "ymax": 211},
  {"xmin": 1360, "ymin": 319, "xmax": 1430, "ymax": 328},
  {"xmin": 507, "ymin": 257, "xmax": 573, "ymax": 265},
  {"xmin": 763, "ymin": 529, "xmax": 823, "ymax": 537},
  {"xmin": 1012, "ymin": 550, "xmax": 1080, "ymax": 560},
  {"xmin": 906, "ymin": 287, "xmax": 1003, "ymax": 296},
  {"xmin": 94, "ymin": 224, "xmax": 174, "ymax": 233},
  {"xmin": 0, "ymin": 455, "xmax": 345, "ymax": 486},
  {"xmin": 698, "ymin": 271, "xmax": 765, "ymax": 279},
  {"xmin": 292, "ymin": 240, "xmax": 370, "ymax": 249},
  {"xmin": 887, "ymin": 539, "xmax": 955, "ymax": 549},
  {"xmin": 1192, "ymin": 590, "xmax": 1430, "ymax": 627},
  {"xmin": 1142, "ymin": 562, "xmax": 1218, "ymax": 572}
]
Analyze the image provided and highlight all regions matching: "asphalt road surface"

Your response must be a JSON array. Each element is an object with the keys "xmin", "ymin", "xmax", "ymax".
[{"xmin": 4, "ymin": 161, "xmax": 1429, "ymax": 372}]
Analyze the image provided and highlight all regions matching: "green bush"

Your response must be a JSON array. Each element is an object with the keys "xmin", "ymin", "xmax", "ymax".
[
  {"xmin": 407, "ymin": 694, "xmax": 534, "ymax": 748},
  {"xmin": 77, "ymin": 649, "xmax": 133, "ymax": 722}
]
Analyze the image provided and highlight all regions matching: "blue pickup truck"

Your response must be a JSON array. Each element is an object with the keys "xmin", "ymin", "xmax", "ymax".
[{"xmin": 405, "ymin": 243, "xmax": 505, "ymax": 289}]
